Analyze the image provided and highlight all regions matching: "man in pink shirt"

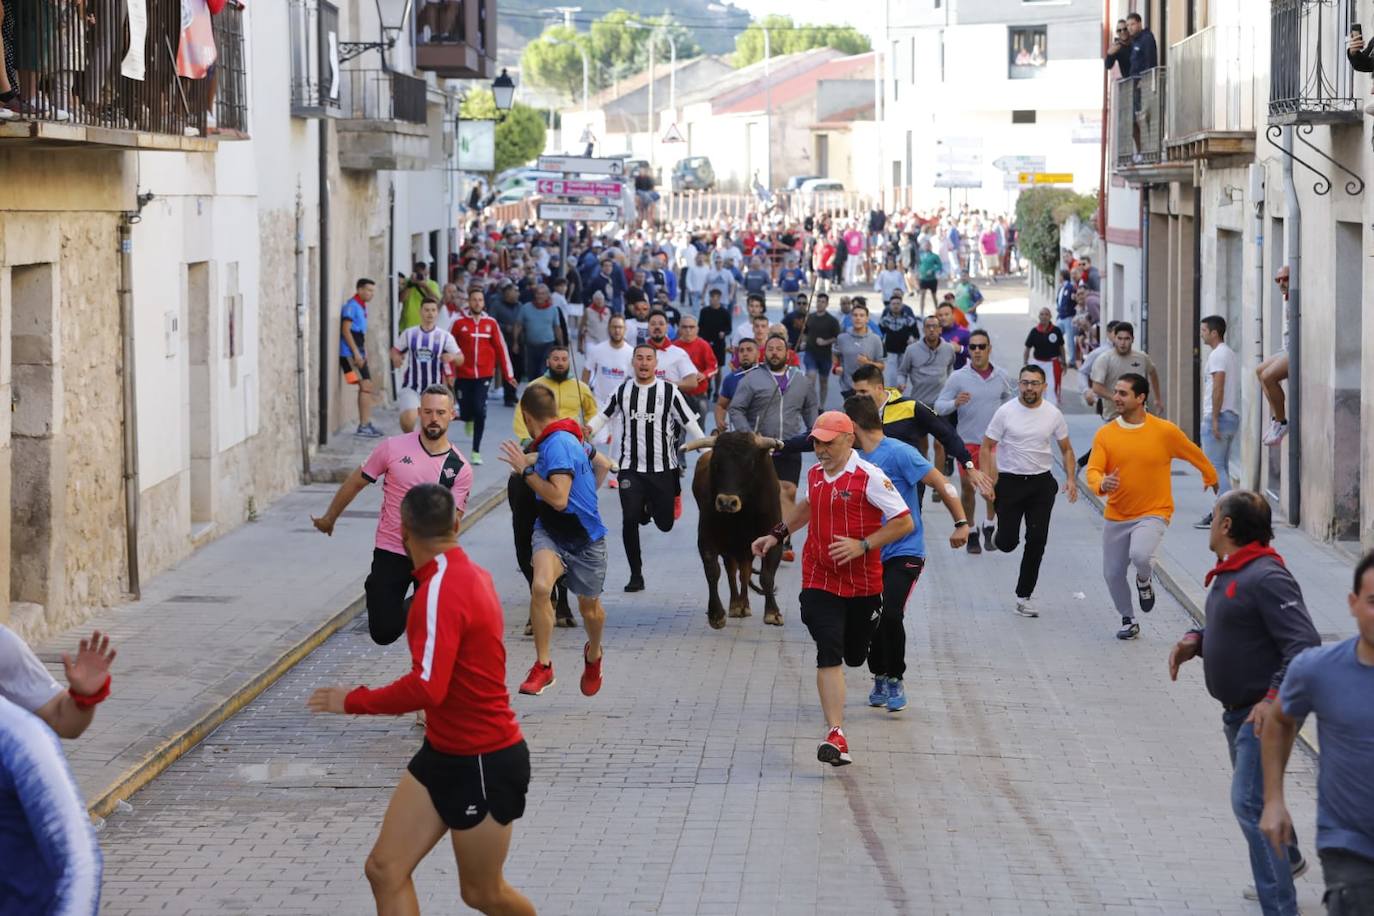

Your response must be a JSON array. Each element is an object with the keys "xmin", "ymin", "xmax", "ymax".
[
  {"xmin": 312, "ymin": 385, "xmax": 474, "ymax": 645},
  {"xmin": 842, "ymin": 223, "xmax": 866, "ymax": 288}
]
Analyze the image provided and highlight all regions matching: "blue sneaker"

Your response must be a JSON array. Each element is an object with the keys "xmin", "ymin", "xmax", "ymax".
[
  {"xmin": 886, "ymin": 678, "xmax": 907, "ymax": 712},
  {"xmin": 868, "ymin": 676, "xmax": 888, "ymax": 707}
]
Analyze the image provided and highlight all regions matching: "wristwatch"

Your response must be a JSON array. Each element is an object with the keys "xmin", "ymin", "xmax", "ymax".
[
  {"xmin": 522, "ymin": 465, "xmax": 537, "ymax": 478},
  {"xmin": 964, "ymin": 459, "xmax": 976, "ymax": 470},
  {"xmin": 860, "ymin": 538, "xmax": 871, "ymax": 553},
  {"xmin": 953, "ymin": 519, "xmax": 969, "ymax": 528}
]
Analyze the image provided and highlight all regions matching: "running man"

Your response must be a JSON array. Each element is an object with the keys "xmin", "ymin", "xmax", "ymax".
[
  {"xmin": 451, "ymin": 287, "xmax": 517, "ymax": 465},
  {"xmin": 582, "ymin": 313, "xmax": 634, "ymax": 475},
  {"xmin": 843, "ymin": 395, "xmax": 968, "ymax": 715},
  {"xmin": 312, "ymin": 385, "xmax": 474, "ymax": 645},
  {"xmin": 935, "ymin": 329, "xmax": 1016, "ymax": 554},
  {"xmin": 1086, "ymin": 373, "xmax": 1217, "ymax": 640},
  {"xmin": 1023, "ymin": 306, "xmax": 1067, "ymax": 404},
  {"xmin": 307, "ymin": 484, "xmax": 534, "ymax": 916},
  {"xmin": 500, "ymin": 384, "xmax": 608, "ymax": 698},
  {"xmin": 980, "ymin": 365, "xmax": 1079, "ymax": 619},
  {"xmin": 391, "ymin": 298, "xmax": 462, "ymax": 433},
  {"xmin": 588, "ymin": 345, "xmax": 709, "ymax": 593},
  {"xmin": 751, "ymin": 411, "xmax": 914, "ymax": 767},
  {"xmin": 728, "ymin": 333, "xmax": 819, "ymax": 506}
]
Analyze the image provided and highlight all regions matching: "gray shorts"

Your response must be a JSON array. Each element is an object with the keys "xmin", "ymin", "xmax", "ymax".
[{"xmin": 530, "ymin": 527, "xmax": 607, "ymax": 599}]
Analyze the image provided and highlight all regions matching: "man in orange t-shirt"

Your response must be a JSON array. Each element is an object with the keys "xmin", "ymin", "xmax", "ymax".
[{"xmin": 1086, "ymin": 372, "xmax": 1217, "ymax": 641}]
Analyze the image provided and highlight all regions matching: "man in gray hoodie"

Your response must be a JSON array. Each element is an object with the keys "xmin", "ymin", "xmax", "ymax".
[{"xmin": 729, "ymin": 333, "xmax": 819, "ymax": 496}]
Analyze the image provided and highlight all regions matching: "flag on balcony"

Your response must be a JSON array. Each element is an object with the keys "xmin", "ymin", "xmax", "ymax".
[{"xmin": 176, "ymin": 0, "xmax": 218, "ymax": 79}]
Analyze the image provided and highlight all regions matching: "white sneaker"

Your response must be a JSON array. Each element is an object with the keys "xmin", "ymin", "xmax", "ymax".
[
  {"xmin": 1014, "ymin": 598, "xmax": 1039, "ymax": 618},
  {"xmin": 1262, "ymin": 418, "xmax": 1289, "ymax": 446},
  {"xmin": 205, "ymin": 112, "xmax": 217, "ymax": 130},
  {"xmin": 0, "ymin": 105, "xmax": 15, "ymax": 121},
  {"xmin": 38, "ymin": 97, "xmax": 71, "ymax": 121}
]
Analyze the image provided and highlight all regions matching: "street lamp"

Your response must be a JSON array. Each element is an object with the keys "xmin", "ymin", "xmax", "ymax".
[{"xmin": 492, "ymin": 69, "xmax": 516, "ymax": 112}]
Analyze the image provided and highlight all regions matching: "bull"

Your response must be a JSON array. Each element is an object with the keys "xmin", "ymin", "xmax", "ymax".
[{"xmin": 683, "ymin": 431, "xmax": 784, "ymax": 629}]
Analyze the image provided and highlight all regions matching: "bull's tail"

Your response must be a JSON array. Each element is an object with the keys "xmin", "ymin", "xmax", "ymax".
[{"xmin": 747, "ymin": 558, "xmax": 774, "ymax": 598}]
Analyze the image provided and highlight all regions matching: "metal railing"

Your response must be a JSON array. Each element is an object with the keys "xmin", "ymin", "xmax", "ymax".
[
  {"xmin": 1270, "ymin": 0, "xmax": 1358, "ymax": 123},
  {"xmin": 0, "ymin": 0, "xmax": 246, "ymax": 137},
  {"xmin": 289, "ymin": 0, "xmax": 342, "ymax": 117},
  {"xmin": 338, "ymin": 69, "xmax": 428, "ymax": 124},
  {"xmin": 1113, "ymin": 67, "xmax": 1167, "ymax": 168},
  {"xmin": 1168, "ymin": 26, "xmax": 1254, "ymax": 140}
]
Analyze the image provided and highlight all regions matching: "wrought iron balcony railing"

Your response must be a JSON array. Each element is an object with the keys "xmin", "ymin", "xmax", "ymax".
[
  {"xmin": 1113, "ymin": 67, "xmax": 1167, "ymax": 169},
  {"xmin": 339, "ymin": 69, "xmax": 428, "ymax": 125},
  {"xmin": 1270, "ymin": 0, "xmax": 1359, "ymax": 124}
]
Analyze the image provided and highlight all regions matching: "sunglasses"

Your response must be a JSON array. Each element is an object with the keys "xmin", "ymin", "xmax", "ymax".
[{"xmin": 967, "ymin": 343, "xmax": 989, "ymax": 350}]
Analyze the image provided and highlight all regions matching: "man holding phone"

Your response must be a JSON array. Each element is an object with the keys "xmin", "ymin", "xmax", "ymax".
[
  {"xmin": 1105, "ymin": 19, "xmax": 1133, "ymax": 76},
  {"xmin": 399, "ymin": 261, "xmax": 442, "ymax": 333},
  {"xmin": 1348, "ymin": 24, "xmax": 1374, "ymax": 113}
]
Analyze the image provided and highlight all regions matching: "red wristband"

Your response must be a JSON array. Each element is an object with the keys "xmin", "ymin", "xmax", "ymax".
[
  {"xmin": 69, "ymin": 675, "xmax": 112, "ymax": 709},
  {"xmin": 1265, "ymin": 687, "xmax": 1278, "ymax": 703},
  {"xmin": 770, "ymin": 522, "xmax": 789, "ymax": 541}
]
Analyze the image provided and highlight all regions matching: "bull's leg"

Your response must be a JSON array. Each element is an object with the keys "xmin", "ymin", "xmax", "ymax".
[
  {"xmin": 731, "ymin": 558, "xmax": 752, "ymax": 618},
  {"xmin": 700, "ymin": 538, "xmax": 727, "ymax": 629},
  {"xmin": 762, "ymin": 543, "xmax": 784, "ymax": 626},
  {"xmin": 724, "ymin": 557, "xmax": 747, "ymax": 617}
]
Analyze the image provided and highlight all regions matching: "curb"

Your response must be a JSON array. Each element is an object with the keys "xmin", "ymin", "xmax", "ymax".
[
  {"xmin": 86, "ymin": 482, "xmax": 510, "ymax": 820},
  {"xmin": 1068, "ymin": 466, "xmax": 1320, "ymax": 756}
]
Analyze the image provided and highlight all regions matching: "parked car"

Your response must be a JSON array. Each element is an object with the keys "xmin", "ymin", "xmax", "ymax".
[
  {"xmin": 798, "ymin": 178, "xmax": 845, "ymax": 193},
  {"xmin": 671, "ymin": 156, "xmax": 716, "ymax": 192},
  {"xmin": 785, "ymin": 175, "xmax": 820, "ymax": 192}
]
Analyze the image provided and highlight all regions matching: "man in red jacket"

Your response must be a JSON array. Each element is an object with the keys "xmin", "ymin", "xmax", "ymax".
[
  {"xmin": 451, "ymin": 288, "xmax": 517, "ymax": 465},
  {"xmin": 308, "ymin": 483, "xmax": 534, "ymax": 916},
  {"xmin": 673, "ymin": 314, "xmax": 719, "ymax": 420}
]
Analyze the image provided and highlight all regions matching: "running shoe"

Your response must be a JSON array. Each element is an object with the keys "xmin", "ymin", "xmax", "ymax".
[
  {"xmin": 608, "ymin": 478, "xmax": 618, "ymax": 489},
  {"xmin": 1243, "ymin": 854, "xmax": 1307, "ymax": 900},
  {"xmin": 1193, "ymin": 512, "xmax": 1213, "ymax": 529},
  {"xmin": 782, "ymin": 549, "xmax": 795, "ymax": 563},
  {"xmin": 580, "ymin": 643, "xmax": 603, "ymax": 696},
  {"xmin": 362, "ymin": 422, "xmax": 386, "ymax": 437},
  {"xmin": 523, "ymin": 618, "xmax": 533, "ymax": 637},
  {"xmin": 886, "ymin": 679, "xmax": 907, "ymax": 713},
  {"xmin": 966, "ymin": 530, "xmax": 982, "ymax": 555},
  {"xmin": 1014, "ymin": 598, "xmax": 1039, "ymax": 618},
  {"xmin": 982, "ymin": 524, "xmax": 996, "ymax": 548},
  {"xmin": 817, "ymin": 726, "xmax": 852, "ymax": 767},
  {"xmin": 673, "ymin": 494, "xmax": 683, "ymax": 520},
  {"xmin": 464, "ymin": 420, "xmax": 474, "ymax": 437},
  {"xmin": 1116, "ymin": 617, "xmax": 1140, "ymax": 640},
  {"xmin": 624, "ymin": 574, "xmax": 645, "ymax": 592},
  {"xmin": 1262, "ymin": 418, "xmax": 1289, "ymax": 446},
  {"xmin": 1135, "ymin": 577, "xmax": 1156, "ymax": 613},
  {"xmin": 868, "ymin": 676, "xmax": 888, "ymax": 707},
  {"xmin": 471, "ymin": 451, "xmax": 483, "ymax": 465},
  {"xmin": 518, "ymin": 662, "xmax": 555, "ymax": 695},
  {"xmin": 355, "ymin": 423, "xmax": 384, "ymax": 438}
]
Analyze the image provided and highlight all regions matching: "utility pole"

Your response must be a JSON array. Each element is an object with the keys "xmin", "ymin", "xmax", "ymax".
[
  {"xmin": 763, "ymin": 25, "xmax": 771, "ymax": 188},
  {"xmin": 544, "ymin": 6, "xmax": 580, "ymax": 28}
]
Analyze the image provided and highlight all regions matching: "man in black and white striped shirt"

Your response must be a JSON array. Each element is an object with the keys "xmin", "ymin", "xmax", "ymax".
[
  {"xmin": 390, "ymin": 298, "xmax": 461, "ymax": 432},
  {"xmin": 588, "ymin": 344, "xmax": 708, "ymax": 592}
]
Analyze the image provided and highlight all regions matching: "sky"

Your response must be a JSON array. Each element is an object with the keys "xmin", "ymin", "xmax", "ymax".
[{"xmin": 728, "ymin": 0, "xmax": 872, "ymax": 33}]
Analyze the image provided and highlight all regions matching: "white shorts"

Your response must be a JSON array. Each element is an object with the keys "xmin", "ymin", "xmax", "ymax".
[{"xmin": 398, "ymin": 387, "xmax": 422, "ymax": 413}]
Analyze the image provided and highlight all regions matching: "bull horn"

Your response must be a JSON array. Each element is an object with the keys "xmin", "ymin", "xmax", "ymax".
[
  {"xmin": 682, "ymin": 436, "xmax": 717, "ymax": 452},
  {"xmin": 753, "ymin": 433, "xmax": 778, "ymax": 450}
]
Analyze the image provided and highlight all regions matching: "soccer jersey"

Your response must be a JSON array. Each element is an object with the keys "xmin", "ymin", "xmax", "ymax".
[
  {"xmin": 361, "ymin": 435, "xmax": 475, "ymax": 555},
  {"xmin": 601, "ymin": 379, "xmax": 698, "ymax": 473},
  {"xmin": 585, "ymin": 340, "xmax": 634, "ymax": 403},
  {"xmin": 395, "ymin": 325, "xmax": 459, "ymax": 391},
  {"xmin": 797, "ymin": 450, "xmax": 910, "ymax": 597},
  {"xmin": 533, "ymin": 428, "xmax": 607, "ymax": 546}
]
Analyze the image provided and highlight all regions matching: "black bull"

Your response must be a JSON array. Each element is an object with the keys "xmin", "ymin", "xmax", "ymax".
[{"xmin": 689, "ymin": 432, "xmax": 784, "ymax": 629}]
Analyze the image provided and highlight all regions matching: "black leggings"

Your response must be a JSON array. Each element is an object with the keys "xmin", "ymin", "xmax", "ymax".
[
  {"xmin": 991, "ymin": 471, "xmax": 1058, "ymax": 599},
  {"xmin": 869, "ymin": 556, "xmax": 924, "ymax": 679},
  {"xmin": 363, "ymin": 549, "xmax": 414, "ymax": 645},
  {"xmin": 617, "ymin": 468, "xmax": 678, "ymax": 576},
  {"xmin": 455, "ymin": 377, "xmax": 490, "ymax": 453}
]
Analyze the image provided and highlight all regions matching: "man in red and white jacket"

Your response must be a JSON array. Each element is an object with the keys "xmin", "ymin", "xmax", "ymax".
[{"xmin": 450, "ymin": 287, "xmax": 516, "ymax": 465}]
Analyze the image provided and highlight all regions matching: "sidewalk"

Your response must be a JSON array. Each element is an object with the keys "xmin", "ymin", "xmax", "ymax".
[{"xmin": 28, "ymin": 396, "xmax": 520, "ymax": 818}]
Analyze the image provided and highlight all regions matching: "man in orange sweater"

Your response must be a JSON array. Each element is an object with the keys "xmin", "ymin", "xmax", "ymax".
[{"xmin": 1086, "ymin": 373, "xmax": 1218, "ymax": 640}]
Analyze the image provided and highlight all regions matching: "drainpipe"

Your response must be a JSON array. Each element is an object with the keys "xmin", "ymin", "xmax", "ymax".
[
  {"xmin": 1097, "ymin": 0, "xmax": 1110, "ymax": 238},
  {"xmin": 295, "ymin": 183, "xmax": 312, "ymax": 480},
  {"xmin": 1281, "ymin": 126, "xmax": 1301, "ymax": 524},
  {"xmin": 317, "ymin": 118, "xmax": 331, "ymax": 446},
  {"xmin": 1246, "ymin": 162, "xmax": 1265, "ymax": 490},
  {"xmin": 1191, "ymin": 164, "xmax": 1203, "ymax": 441},
  {"xmin": 118, "ymin": 213, "xmax": 142, "ymax": 599},
  {"xmin": 1140, "ymin": 183, "xmax": 1150, "ymax": 347},
  {"xmin": 387, "ymin": 181, "xmax": 396, "ymax": 400}
]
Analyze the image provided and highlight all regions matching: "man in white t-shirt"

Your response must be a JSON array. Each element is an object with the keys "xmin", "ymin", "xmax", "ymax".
[
  {"xmin": 980, "ymin": 364, "xmax": 1079, "ymax": 619},
  {"xmin": 0, "ymin": 624, "xmax": 117, "ymax": 739},
  {"xmin": 583, "ymin": 315, "xmax": 635, "ymax": 470},
  {"xmin": 1195, "ymin": 315, "xmax": 1241, "ymax": 527}
]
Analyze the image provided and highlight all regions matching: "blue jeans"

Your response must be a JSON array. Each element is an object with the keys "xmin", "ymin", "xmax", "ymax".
[
  {"xmin": 1224, "ymin": 706, "xmax": 1302, "ymax": 916},
  {"xmin": 1202, "ymin": 410, "xmax": 1240, "ymax": 496},
  {"xmin": 1056, "ymin": 316, "xmax": 1076, "ymax": 364}
]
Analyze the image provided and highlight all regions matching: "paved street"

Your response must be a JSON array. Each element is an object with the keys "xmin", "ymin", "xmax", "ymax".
[{"xmin": 95, "ymin": 291, "xmax": 1326, "ymax": 914}]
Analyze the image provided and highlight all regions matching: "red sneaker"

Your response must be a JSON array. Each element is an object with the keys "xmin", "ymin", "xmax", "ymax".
[
  {"xmin": 519, "ymin": 662, "xmax": 555, "ymax": 695},
  {"xmin": 580, "ymin": 643, "xmax": 603, "ymax": 696},
  {"xmin": 673, "ymin": 494, "xmax": 683, "ymax": 520},
  {"xmin": 782, "ymin": 549, "xmax": 795, "ymax": 563},
  {"xmin": 608, "ymin": 478, "xmax": 618, "ymax": 489},
  {"xmin": 817, "ymin": 726, "xmax": 851, "ymax": 766}
]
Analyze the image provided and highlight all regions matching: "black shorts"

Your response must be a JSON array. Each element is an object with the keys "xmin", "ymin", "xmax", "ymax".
[
  {"xmin": 340, "ymin": 355, "xmax": 371, "ymax": 381},
  {"xmin": 798, "ymin": 588, "xmax": 881, "ymax": 668},
  {"xmin": 918, "ymin": 278, "xmax": 938, "ymax": 292},
  {"xmin": 364, "ymin": 548, "xmax": 414, "ymax": 645},
  {"xmin": 408, "ymin": 739, "xmax": 530, "ymax": 831},
  {"xmin": 771, "ymin": 452, "xmax": 802, "ymax": 486}
]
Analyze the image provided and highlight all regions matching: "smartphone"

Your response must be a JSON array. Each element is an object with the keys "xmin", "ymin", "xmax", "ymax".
[{"xmin": 1354, "ymin": 23, "xmax": 1363, "ymax": 36}]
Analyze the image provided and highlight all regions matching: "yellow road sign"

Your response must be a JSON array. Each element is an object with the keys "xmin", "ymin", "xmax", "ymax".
[{"xmin": 1017, "ymin": 172, "xmax": 1075, "ymax": 185}]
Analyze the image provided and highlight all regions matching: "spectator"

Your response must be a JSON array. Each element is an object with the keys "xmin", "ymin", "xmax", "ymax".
[{"xmin": 1105, "ymin": 19, "xmax": 1133, "ymax": 76}]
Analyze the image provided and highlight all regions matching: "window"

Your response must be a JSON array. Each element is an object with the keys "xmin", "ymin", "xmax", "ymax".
[
  {"xmin": 1008, "ymin": 25, "xmax": 1048, "ymax": 79},
  {"xmin": 1012, "ymin": 110, "xmax": 1037, "ymax": 123}
]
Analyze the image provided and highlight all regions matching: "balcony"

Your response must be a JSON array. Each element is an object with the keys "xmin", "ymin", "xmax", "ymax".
[
  {"xmin": 1165, "ymin": 26, "xmax": 1256, "ymax": 162},
  {"xmin": 289, "ymin": 0, "xmax": 343, "ymax": 118},
  {"xmin": 414, "ymin": 0, "xmax": 497, "ymax": 79},
  {"xmin": 1112, "ymin": 68, "xmax": 1193, "ymax": 183},
  {"xmin": 1270, "ymin": 0, "xmax": 1359, "ymax": 125},
  {"xmin": 0, "ymin": 0, "xmax": 248, "ymax": 149},
  {"xmin": 335, "ymin": 69, "xmax": 431, "ymax": 171}
]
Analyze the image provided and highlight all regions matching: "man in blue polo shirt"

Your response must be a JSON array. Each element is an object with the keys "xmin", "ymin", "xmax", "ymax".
[{"xmin": 843, "ymin": 395, "xmax": 968, "ymax": 712}]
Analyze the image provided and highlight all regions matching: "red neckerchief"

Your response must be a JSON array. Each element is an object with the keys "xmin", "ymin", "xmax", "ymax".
[
  {"xmin": 648, "ymin": 337, "xmax": 673, "ymax": 351},
  {"xmin": 1036, "ymin": 322, "xmax": 1052, "ymax": 333},
  {"xmin": 588, "ymin": 298, "xmax": 608, "ymax": 315},
  {"xmin": 532, "ymin": 417, "xmax": 583, "ymax": 448},
  {"xmin": 1204, "ymin": 543, "xmax": 1285, "ymax": 586}
]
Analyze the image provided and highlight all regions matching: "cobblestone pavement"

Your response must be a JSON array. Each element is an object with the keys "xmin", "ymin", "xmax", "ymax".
[{"xmin": 97, "ymin": 291, "xmax": 1325, "ymax": 915}]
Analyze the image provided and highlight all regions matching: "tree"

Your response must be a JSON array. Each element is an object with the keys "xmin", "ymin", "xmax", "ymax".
[
  {"xmin": 732, "ymin": 15, "xmax": 870, "ymax": 68},
  {"xmin": 520, "ymin": 25, "xmax": 587, "ymax": 100},
  {"xmin": 521, "ymin": 13, "xmax": 701, "ymax": 100},
  {"xmin": 460, "ymin": 90, "xmax": 548, "ymax": 174},
  {"xmin": 1013, "ymin": 187, "xmax": 1099, "ymax": 276}
]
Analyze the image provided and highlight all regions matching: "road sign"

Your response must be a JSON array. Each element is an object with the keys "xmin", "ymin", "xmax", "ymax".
[
  {"xmin": 934, "ymin": 136, "xmax": 983, "ymax": 189},
  {"xmin": 1017, "ymin": 172, "xmax": 1074, "ymax": 185},
  {"xmin": 537, "ymin": 155, "xmax": 625, "ymax": 176},
  {"xmin": 661, "ymin": 123, "xmax": 685, "ymax": 144},
  {"xmin": 538, "ymin": 202, "xmax": 621, "ymax": 222},
  {"xmin": 536, "ymin": 179, "xmax": 625, "ymax": 197},
  {"xmin": 993, "ymin": 155, "xmax": 1046, "ymax": 173}
]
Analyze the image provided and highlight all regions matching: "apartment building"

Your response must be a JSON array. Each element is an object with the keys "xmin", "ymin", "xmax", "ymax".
[{"xmin": 0, "ymin": 0, "xmax": 496, "ymax": 638}]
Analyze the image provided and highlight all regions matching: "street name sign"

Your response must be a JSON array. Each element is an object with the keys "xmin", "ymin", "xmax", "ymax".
[
  {"xmin": 993, "ymin": 155, "xmax": 1046, "ymax": 173},
  {"xmin": 1017, "ymin": 172, "xmax": 1074, "ymax": 185},
  {"xmin": 535, "ymin": 179, "xmax": 625, "ymax": 197},
  {"xmin": 537, "ymin": 155, "xmax": 625, "ymax": 176},
  {"xmin": 538, "ymin": 202, "xmax": 621, "ymax": 221}
]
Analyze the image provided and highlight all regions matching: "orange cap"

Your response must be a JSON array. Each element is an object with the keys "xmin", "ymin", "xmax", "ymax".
[{"xmin": 810, "ymin": 411, "xmax": 854, "ymax": 442}]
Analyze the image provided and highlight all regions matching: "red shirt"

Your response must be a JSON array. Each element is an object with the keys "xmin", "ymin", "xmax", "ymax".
[
  {"xmin": 345, "ymin": 547, "xmax": 522, "ymax": 756},
  {"xmin": 673, "ymin": 337, "xmax": 719, "ymax": 397},
  {"xmin": 451, "ymin": 312, "xmax": 516, "ymax": 383},
  {"xmin": 799, "ymin": 450, "xmax": 910, "ymax": 597}
]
